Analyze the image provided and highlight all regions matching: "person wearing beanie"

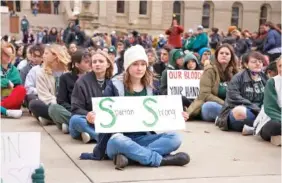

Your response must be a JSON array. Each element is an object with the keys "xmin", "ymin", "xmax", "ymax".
[
  {"xmin": 216, "ymin": 51, "xmax": 267, "ymax": 135},
  {"xmin": 183, "ymin": 52, "xmax": 201, "ymax": 70},
  {"xmin": 198, "ymin": 47, "xmax": 211, "ymax": 68},
  {"xmin": 165, "ymin": 14, "xmax": 184, "ymax": 48},
  {"xmin": 253, "ymin": 56, "xmax": 281, "ymax": 146},
  {"xmin": 69, "ymin": 50, "xmax": 113, "ymax": 143},
  {"xmin": 108, "ymin": 46, "xmax": 116, "ymax": 63},
  {"xmin": 80, "ymin": 44, "xmax": 190, "ymax": 170},
  {"xmin": 1, "ymin": 42, "xmax": 26, "ymax": 119},
  {"xmin": 160, "ymin": 49, "xmax": 185, "ymax": 95},
  {"xmin": 191, "ymin": 25, "xmax": 208, "ymax": 52}
]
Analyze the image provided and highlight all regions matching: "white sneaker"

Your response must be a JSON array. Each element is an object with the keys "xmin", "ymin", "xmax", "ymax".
[
  {"xmin": 242, "ymin": 124, "xmax": 254, "ymax": 136},
  {"xmin": 38, "ymin": 117, "xmax": 52, "ymax": 126},
  {"xmin": 62, "ymin": 123, "xmax": 69, "ymax": 134},
  {"xmin": 6, "ymin": 110, "xmax": 23, "ymax": 118},
  {"xmin": 270, "ymin": 136, "xmax": 281, "ymax": 146},
  {"xmin": 81, "ymin": 132, "xmax": 91, "ymax": 143}
]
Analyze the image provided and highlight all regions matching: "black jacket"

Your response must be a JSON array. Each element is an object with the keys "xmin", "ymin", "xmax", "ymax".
[
  {"xmin": 217, "ymin": 69, "xmax": 267, "ymax": 130},
  {"xmin": 71, "ymin": 72, "xmax": 111, "ymax": 116},
  {"xmin": 57, "ymin": 72, "xmax": 78, "ymax": 112}
]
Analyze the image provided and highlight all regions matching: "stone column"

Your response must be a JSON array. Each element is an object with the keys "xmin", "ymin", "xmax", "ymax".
[
  {"xmin": 79, "ymin": 0, "xmax": 97, "ymax": 36},
  {"xmin": 128, "ymin": 1, "xmax": 138, "ymax": 26}
]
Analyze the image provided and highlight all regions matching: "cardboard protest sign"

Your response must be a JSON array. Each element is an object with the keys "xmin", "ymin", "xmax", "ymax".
[
  {"xmin": 92, "ymin": 95, "xmax": 185, "ymax": 133},
  {"xmin": 167, "ymin": 70, "xmax": 203, "ymax": 99},
  {"xmin": 1, "ymin": 132, "xmax": 41, "ymax": 183}
]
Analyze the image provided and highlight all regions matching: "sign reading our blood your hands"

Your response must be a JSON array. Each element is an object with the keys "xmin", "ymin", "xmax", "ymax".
[{"xmin": 167, "ymin": 70, "xmax": 203, "ymax": 99}]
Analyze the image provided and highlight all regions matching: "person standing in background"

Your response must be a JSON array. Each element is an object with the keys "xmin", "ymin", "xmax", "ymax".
[
  {"xmin": 53, "ymin": 0, "xmax": 60, "ymax": 14},
  {"xmin": 21, "ymin": 15, "xmax": 29, "ymax": 43},
  {"xmin": 165, "ymin": 14, "xmax": 184, "ymax": 49}
]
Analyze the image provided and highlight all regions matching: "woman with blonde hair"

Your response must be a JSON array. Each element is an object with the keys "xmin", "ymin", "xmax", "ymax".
[
  {"xmin": 69, "ymin": 50, "xmax": 113, "ymax": 143},
  {"xmin": 1, "ymin": 42, "xmax": 26, "ymax": 118},
  {"xmin": 80, "ymin": 45, "xmax": 190, "ymax": 169},
  {"xmin": 29, "ymin": 44, "xmax": 70, "ymax": 125}
]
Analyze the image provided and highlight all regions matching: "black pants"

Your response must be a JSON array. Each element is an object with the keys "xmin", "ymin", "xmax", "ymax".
[
  {"xmin": 260, "ymin": 120, "xmax": 281, "ymax": 141},
  {"xmin": 182, "ymin": 96, "xmax": 192, "ymax": 111},
  {"xmin": 267, "ymin": 52, "xmax": 281, "ymax": 62},
  {"xmin": 25, "ymin": 94, "xmax": 38, "ymax": 109},
  {"xmin": 29, "ymin": 99, "xmax": 52, "ymax": 120}
]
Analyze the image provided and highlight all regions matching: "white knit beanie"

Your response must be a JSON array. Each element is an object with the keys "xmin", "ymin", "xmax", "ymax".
[{"xmin": 124, "ymin": 45, "xmax": 148, "ymax": 71}]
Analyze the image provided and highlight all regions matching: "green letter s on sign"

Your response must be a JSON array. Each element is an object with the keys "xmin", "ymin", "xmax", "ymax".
[
  {"xmin": 99, "ymin": 98, "xmax": 116, "ymax": 128},
  {"xmin": 143, "ymin": 98, "xmax": 159, "ymax": 127}
]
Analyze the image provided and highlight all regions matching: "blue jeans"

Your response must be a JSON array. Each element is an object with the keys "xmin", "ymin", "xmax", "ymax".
[
  {"xmin": 228, "ymin": 108, "xmax": 256, "ymax": 132},
  {"xmin": 201, "ymin": 102, "xmax": 223, "ymax": 122},
  {"xmin": 106, "ymin": 132, "xmax": 182, "ymax": 167},
  {"xmin": 69, "ymin": 115, "xmax": 98, "ymax": 141}
]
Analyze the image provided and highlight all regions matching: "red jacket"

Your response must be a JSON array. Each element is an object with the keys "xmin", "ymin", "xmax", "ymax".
[{"xmin": 165, "ymin": 25, "xmax": 184, "ymax": 48}]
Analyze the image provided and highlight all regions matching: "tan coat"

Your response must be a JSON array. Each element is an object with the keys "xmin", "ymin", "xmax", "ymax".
[
  {"xmin": 186, "ymin": 64, "xmax": 225, "ymax": 117},
  {"xmin": 36, "ymin": 68, "xmax": 56, "ymax": 105}
]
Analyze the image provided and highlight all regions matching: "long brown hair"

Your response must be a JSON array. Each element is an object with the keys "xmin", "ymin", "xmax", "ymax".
[
  {"xmin": 92, "ymin": 50, "xmax": 113, "ymax": 79},
  {"xmin": 124, "ymin": 67, "xmax": 154, "ymax": 93},
  {"xmin": 214, "ymin": 44, "xmax": 239, "ymax": 82}
]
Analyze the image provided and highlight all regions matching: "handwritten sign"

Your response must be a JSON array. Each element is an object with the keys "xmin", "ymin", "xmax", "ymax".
[
  {"xmin": 92, "ymin": 95, "xmax": 185, "ymax": 133},
  {"xmin": 167, "ymin": 70, "xmax": 203, "ymax": 99},
  {"xmin": 1, "ymin": 132, "xmax": 41, "ymax": 183}
]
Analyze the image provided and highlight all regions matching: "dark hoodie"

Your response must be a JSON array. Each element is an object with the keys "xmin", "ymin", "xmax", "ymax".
[{"xmin": 160, "ymin": 49, "xmax": 184, "ymax": 95}]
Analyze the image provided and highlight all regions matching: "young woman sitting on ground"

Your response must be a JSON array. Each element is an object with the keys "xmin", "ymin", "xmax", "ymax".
[
  {"xmin": 29, "ymin": 44, "xmax": 70, "ymax": 126},
  {"xmin": 69, "ymin": 50, "xmax": 113, "ymax": 143},
  {"xmin": 80, "ymin": 45, "xmax": 190, "ymax": 170},
  {"xmin": 216, "ymin": 51, "xmax": 268, "ymax": 135},
  {"xmin": 48, "ymin": 49, "xmax": 91, "ymax": 133},
  {"xmin": 254, "ymin": 56, "xmax": 281, "ymax": 145},
  {"xmin": 186, "ymin": 44, "xmax": 238, "ymax": 122}
]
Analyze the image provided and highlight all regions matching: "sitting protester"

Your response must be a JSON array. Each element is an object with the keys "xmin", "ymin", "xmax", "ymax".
[
  {"xmin": 186, "ymin": 44, "xmax": 238, "ymax": 121},
  {"xmin": 69, "ymin": 50, "xmax": 113, "ymax": 143},
  {"xmin": 17, "ymin": 44, "xmax": 32, "ymax": 71},
  {"xmin": 198, "ymin": 47, "xmax": 211, "ymax": 69},
  {"xmin": 216, "ymin": 51, "xmax": 268, "ymax": 134},
  {"xmin": 1, "ymin": 42, "xmax": 26, "ymax": 118},
  {"xmin": 29, "ymin": 44, "xmax": 70, "ymax": 125},
  {"xmin": 48, "ymin": 49, "xmax": 91, "ymax": 133},
  {"xmin": 160, "ymin": 49, "xmax": 185, "ymax": 95},
  {"xmin": 146, "ymin": 48, "xmax": 158, "ymax": 71},
  {"xmin": 265, "ymin": 61, "xmax": 278, "ymax": 78},
  {"xmin": 153, "ymin": 44, "xmax": 173, "ymax": 78},
  {"xmin": 254, "ymin": 56, "xmax": 281, "ymax": 145},
  {"xmin": 20, "ymin": 44, "xmax": 44, "ymax": 85},
  {"xmin": 183, "ymin": 52, "xmax": 201, "ymax": 70},
  {"xmin": 80, "ymin": 45, "xmax": 190, "ymax": 169}
]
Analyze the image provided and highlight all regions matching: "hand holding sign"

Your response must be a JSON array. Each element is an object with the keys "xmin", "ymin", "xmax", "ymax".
[{"xmin": 86, "ymin": 111, "xmax": 96, "ymax": 124}]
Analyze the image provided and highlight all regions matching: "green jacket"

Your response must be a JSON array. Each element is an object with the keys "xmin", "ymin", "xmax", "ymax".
[
  {"xmin": 1, "ymin": 64, "xmax": 22, "ymax": 88},
  {"xmin": 183, "ymin": 36, "xmax": 196, "ymax": 51},
  {"xmin": 264, "ymin": 77, "xmax": 281, "ymax": 122},
  {"xmin": 160, "ymin": 49, "xmax": 181, "ymax": 95},
  {"xmin": 21, "ymin": 19, "xmax": 29, "ymax": 31},
  {"xmin": 186, "ymin": 64, "xmax": 224, "ymax": 117},
  {"xmin": 192, "ymin": 33, "xmax": 208, "ymax": 52}
]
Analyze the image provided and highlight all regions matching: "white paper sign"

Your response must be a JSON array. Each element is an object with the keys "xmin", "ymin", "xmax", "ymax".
[
  {"xmin": 167, "ymin": 70, "xmax": 203, "ymax": 99},
  {"xmin": 0, "ymin": 132, "xmax": 41, "ymax": 183},
  {"xmin": 92, "ymin": 95, "xmax": 185, "ymax": 133}
]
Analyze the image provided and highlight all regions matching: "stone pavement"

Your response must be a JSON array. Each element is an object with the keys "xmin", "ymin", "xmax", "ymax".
[{"xmin": 1, "ymin": 113, "xmax": 281, "ymax": 183}]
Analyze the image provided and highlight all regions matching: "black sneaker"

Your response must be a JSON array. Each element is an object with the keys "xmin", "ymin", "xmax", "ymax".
[{"xmin": 160, "ymin": 152, "xmax": 190, "ymax": 166}]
